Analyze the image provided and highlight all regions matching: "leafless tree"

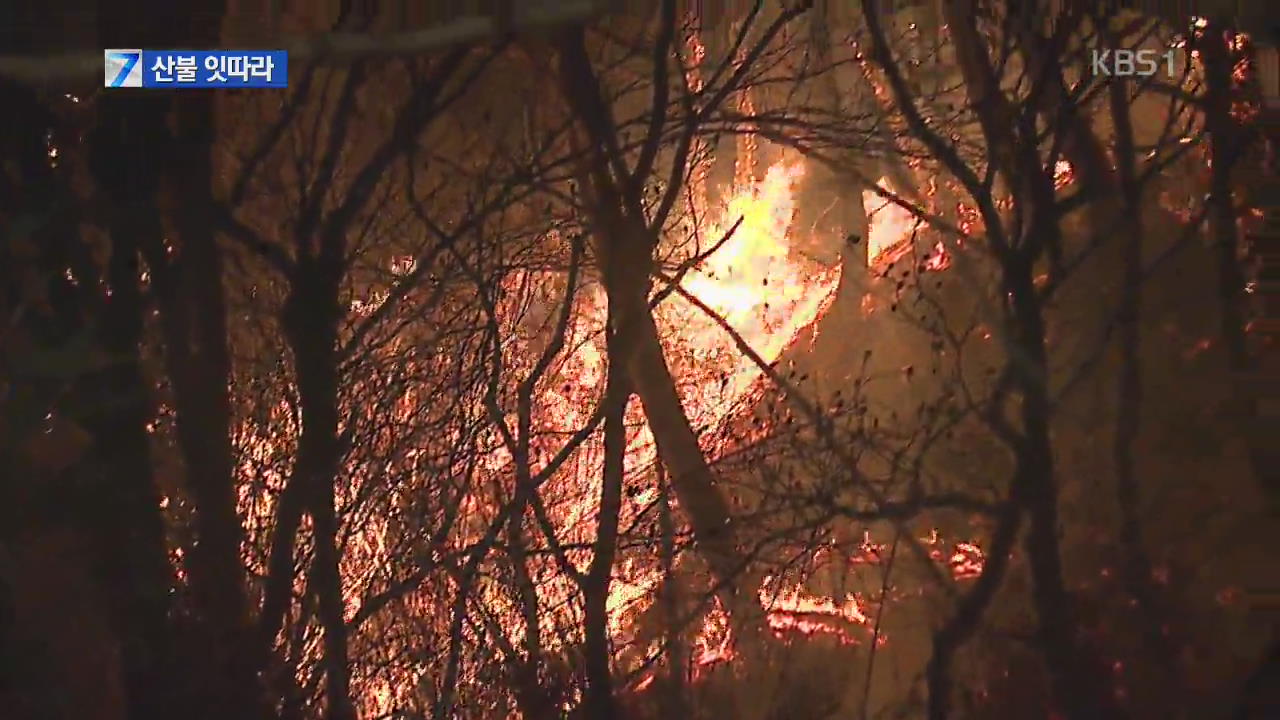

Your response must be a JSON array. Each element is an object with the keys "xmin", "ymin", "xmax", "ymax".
[{"xmin": 762, "ymin": 3, "xmax": 1261, "ymax": 718}]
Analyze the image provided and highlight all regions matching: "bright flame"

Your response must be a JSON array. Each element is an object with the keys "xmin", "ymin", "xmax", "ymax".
[
  {"xmin": 1054, "ymin": 160, "xmax": 1074, "ymax": 190},
  {"xmin": 864, "ymin": 178, "xmax": 920, "ymax": 266},
  {"xmin": 675, "ymin": 160, "xmax": 843, "ymax": 405},
  {"xmin": 415, "ymin": 68, "xmax": 850, "ymax": 698},
  {"xmin": 508, "ymin": 150, "xmax": 846, "ymax": 670}
]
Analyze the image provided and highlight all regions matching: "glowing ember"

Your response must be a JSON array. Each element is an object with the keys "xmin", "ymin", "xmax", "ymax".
[
  {"xmin": 956, "ymin": 201, "xmax": 982, "ymax": 236},
  {"xmin": 949, "ymin": 541, "xmax": 985, "ymax": 580},
  {"xmin": 759, "ymin": 581, "xmax": 870, "ymax": 644},
  {"xmin": 921, "ymin": 241, "xmax": 951, "ymax": 272},
  {"xmin": 694, "ymin": 599, "xmax": 735, "ymax": 668},
  {"xmin": 924, "ymin": 530, "xmax": 987, "ymax": 580},
  {"xmin": 1054, "ymin": 160, "xmax": 1074, "ymax": 190}
]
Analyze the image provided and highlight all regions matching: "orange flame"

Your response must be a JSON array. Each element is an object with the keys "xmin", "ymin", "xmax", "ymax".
[
  {"xmin": 760, "ymin": 581, "xmax": 870, "ymax": 644},
  {"xmin": 675, "ymin": 159, "xmax": 843, "ymax": 405},
  {"xmin": 864, "ymin": 178, "xmax": 921, "ymax": 266}
]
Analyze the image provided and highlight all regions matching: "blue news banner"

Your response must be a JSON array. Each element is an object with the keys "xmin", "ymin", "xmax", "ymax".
[{"xmin": 104, "ymin": 50, "xmax": 288, "ymax": 89}]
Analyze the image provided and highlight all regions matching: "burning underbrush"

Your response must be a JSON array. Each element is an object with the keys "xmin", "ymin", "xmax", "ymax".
[
  {"xmin": 492, "ymin": 139, "xmax": 993, "ymax": 707},
  {"xmin": 229, "ymin": 101, "xmax": 990, "ymax": 715}
]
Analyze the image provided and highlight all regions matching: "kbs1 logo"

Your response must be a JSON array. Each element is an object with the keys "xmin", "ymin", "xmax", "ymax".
[
  {"xmin": 104, "ymin": 49, "xmax": 288, "ymax": 89},
  {"xmin": 1089, "ymin": 48, "xmax": 1178, "ymax": 78}
]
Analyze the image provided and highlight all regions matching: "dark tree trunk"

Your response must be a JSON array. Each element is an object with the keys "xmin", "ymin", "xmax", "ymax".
[
  {"xmin": 1007, "ymin": 247, "xmax": 1121, "ymax": 720},
  {"xmin": 137, "ymin": 4, "xmax": 273, "ymax": 717},
  {"xmin": 603, "ymin": 220, "xmax": 745, "ymax": 612},
  {"xmin": 1200, "ymin": 23, "xmax": 1276, "ymax": 500},
  {"xmin": 656, "ymin": 463, "xmax": 688, "ymax": 718},
  {"xmin": 582, "ymin": 299, "xmax": 629, "ymax": 720},
  {"xmin": 925, "ymin": 502, "xmax": 1022, "ymax": 720},
  {"xmin": 553, "ymin": 16, "xmax": 758, "ymax": 634},
  {"xmin": 283, "ymin": 258, "xmax": 357, "ymax": 720},
  {"xmin": 1107, "ymin": 71, "xmax": 1177, "ymax": 687},
  {"xmin": 508, "ymin": 521, "xmax": 551, "ymax": 719},
  {"xmin": 85, "ymin": 91, "xmax": 182, "ymax": 720},
  {"xmin": 257, "ymin": 449, "xmax": 310, "ymax": 660},
  {"xmin": 920, "ymin": 4, "xmax": 1124, "ymax": 715},
  {"xmin": 1202, "ymin": 27, "xmax": 1251, "ymax": 368}
]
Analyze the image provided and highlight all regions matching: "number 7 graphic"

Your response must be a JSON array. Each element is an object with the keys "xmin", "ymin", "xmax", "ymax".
[{"xmin": 107, "ymin": 52, "xmax": 139, "ymax": 87}]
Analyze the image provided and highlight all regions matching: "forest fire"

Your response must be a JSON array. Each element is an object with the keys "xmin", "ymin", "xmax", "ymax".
[
  {"xmin": 581, "ymin": 149, "xmax": 847, "ymax": 652},
  {"xmin": 5, "ymin": 2, "xmax": 1275, "ymax": 719},
  {"xmin": 344, "ymin": 94, "xmax": 927, "ymax": 697},
  {"xmin": 488, "ymin": 132, "xmax": 854, "ymax": 676}
]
